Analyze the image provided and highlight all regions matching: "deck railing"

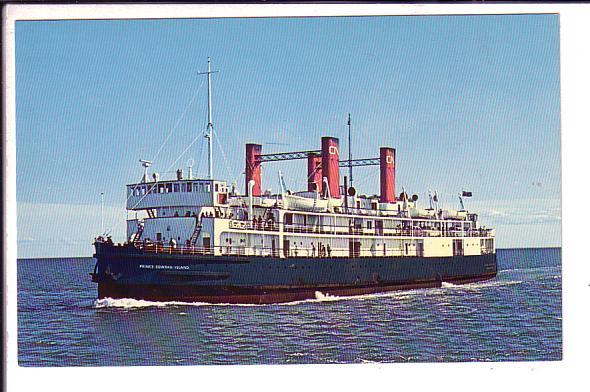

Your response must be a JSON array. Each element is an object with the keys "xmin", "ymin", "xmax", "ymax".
[
  {"xmin": 131, "ymin": 243, "xmax": 415, "ymax": 258},
  {"xmin": 124, "ymin": 241, "xmax": 494, "ymax": 259},
  {"xmin": 227, "ymin": 219, "xmax": 492, "ymax": 238}
]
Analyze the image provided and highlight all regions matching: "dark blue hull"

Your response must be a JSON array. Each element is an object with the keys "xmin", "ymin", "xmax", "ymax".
[{"xmin": 92, "ymin": 243, "xmax": 497, "ymax": 304}]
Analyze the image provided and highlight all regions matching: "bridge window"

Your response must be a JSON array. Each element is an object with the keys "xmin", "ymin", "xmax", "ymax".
[
  {"xmin": 173, "ymin": 183, "xmax": 180, "ymax": 192},
  {"xmin": 166, "ymin": 183, "xmax": 172, "ymax": 193},
  {"xmin": 181, "ymin": 183, "xmax": 186, "ymax": 192},
  {"xmin": 187, "ymin": 183, "xmax": 192, "ymax": 192},
  {"xmin": 215, "ymin": 183, "xmax": 219, "ymax": 192}
]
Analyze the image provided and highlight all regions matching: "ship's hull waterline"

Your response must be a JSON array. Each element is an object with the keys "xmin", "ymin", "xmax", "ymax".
[{"xmin": 93, "ymin": 244, "xmax": 497, "ymax": 304}]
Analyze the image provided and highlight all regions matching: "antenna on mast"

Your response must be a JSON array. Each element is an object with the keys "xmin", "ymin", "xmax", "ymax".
[
  {"xmin": 100, "ymin": 192, "xmax": 104, "ymax": 234},
  {"xmin": 198, "ymin": 57, "xmax": 219, "ymax": 180},
  {"xmin": 347, "ymin": 113, "xmax": 353, "ymax": 188},
  {"xmin": 187, "ymin": 158, "xmax": 194, "ymax": 180}
]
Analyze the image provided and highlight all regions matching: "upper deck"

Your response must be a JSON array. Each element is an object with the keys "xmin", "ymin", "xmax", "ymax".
[{"xmin": 126, "ymin": 179, "xmax": 229, "ymax": 210}]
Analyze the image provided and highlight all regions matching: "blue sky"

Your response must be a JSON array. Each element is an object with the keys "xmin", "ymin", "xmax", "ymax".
[{"xmin": 15, "ymin": 14, "xmax": 561, "ymax": 257}]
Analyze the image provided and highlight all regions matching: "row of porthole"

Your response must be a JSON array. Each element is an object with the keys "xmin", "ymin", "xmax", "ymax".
[
  {"xmin": 197, "ymin": 263, "xmax": 391, "ymax": 271},
  {"xmin": 259, "ymin": 264, "xmax": 386, "ymax": 270}
]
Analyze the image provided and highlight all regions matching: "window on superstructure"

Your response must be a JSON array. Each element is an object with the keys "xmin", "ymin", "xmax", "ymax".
[
  {"xmin": 182, "ymin": 183, "xmax": 187, "ymax": 192},
  {"xmin": 166, "ymin": 183, "xmax": 172, "ymax": 193},
  {"xmin": 367, "ymin": 221, "xmax": 373, "ymax": 229},
  {"xmin": 206, "ymin": 184, "xmax": 211, "ymax": 192},
  {"xmin": 187, "ymin": 183, "xmax": 192, "ymax": 192},
  {"xmin": 215, "ymin": 183, "xmax": 219, "ymax": 192},
  {"xmin": 174, "ymin": 183, "xmax": 180, "ymax": 192}
]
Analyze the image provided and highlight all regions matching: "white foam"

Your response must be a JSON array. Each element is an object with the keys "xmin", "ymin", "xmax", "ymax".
[
  {"xmin": 281, "ymin": 289, "xmax": 420, "ymax": 305},
  {"xmin": 94, "ymin": 297, "xmax": 210, "ymax": 309},
  {"xmin": 94, "ymin": 297, "xmax": 302, "ymax": 308},
  {"xmin": 466, "ymin": 280, "xmax": 523, "ymax": 288},
  {"xmin": 93, "ymin": 297, "xmax": 270, "ymax": 308},
  {"xmin": 314, "ymin": 291, "xmax": 341, "ymax": 301},
  {"xmin": 438, "ymin": 279, "xmax": 523, "ymax": 292},
  {"xmin": 94, "ymin": 281, "xmax": 492, "ymax": 309}
]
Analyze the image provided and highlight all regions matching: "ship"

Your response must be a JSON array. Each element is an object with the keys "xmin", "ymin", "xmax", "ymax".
[{"xmin": 91, "ymin": 58, "xmax": 497, "ymax": 304}]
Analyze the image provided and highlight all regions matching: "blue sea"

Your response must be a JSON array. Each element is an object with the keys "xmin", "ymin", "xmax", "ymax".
[{"xmin": 17, "ymin": 248, "xmax": 561, "ymax": 366}]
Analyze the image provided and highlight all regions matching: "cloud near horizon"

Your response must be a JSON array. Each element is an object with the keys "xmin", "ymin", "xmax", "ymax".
[
  {"xmin": 473, "ymin": 198, "xmax": 561, "ymax": 226},
  {"xmin": 16, "ymin": 202, "xmax": 127, "ymax": 258}
]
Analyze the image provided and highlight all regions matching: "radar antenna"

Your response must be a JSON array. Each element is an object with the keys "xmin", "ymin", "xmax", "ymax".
[
  {"xmin": 458, "ymin": 193, "xmax": 465, "ymax": 211},
  {"xmin": 139, "ymin": 159, "xmax": 152, "ymax": 183}
]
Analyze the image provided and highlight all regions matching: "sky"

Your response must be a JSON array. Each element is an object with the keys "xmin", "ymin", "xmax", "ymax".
[{"xmin": 15, "ymin": 14, "xmax": 561, "ymax": 257}]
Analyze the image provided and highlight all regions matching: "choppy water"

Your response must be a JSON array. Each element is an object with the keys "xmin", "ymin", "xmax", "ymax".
[{"xmin": 17, "ymin": 248, "xmax": 561, "ymax": 366}]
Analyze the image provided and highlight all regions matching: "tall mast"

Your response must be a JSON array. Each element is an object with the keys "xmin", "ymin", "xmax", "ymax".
[
  {"xmin": 100, "ymin": 192, "xmax": 104, "ymax": 234},
  {"xmin": 347, "ymin": 113, "xmax": 353, "ymax": 188},
  {"xmin": 207, "ymin": 58, "xmax": 213, "ymax": 180},
  {"xmin": 198, "ymin": 58, "xmax": 218, "ymax": 180}
]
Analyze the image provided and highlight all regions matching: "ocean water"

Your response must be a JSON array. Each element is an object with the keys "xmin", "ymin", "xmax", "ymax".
[{"xmin": 17, "ymin": 248, "xmax": 561, "ymax": 366}]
